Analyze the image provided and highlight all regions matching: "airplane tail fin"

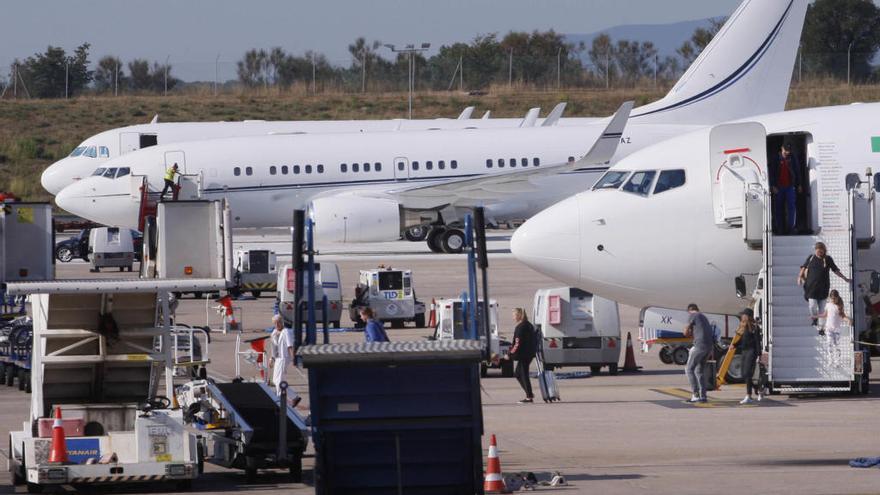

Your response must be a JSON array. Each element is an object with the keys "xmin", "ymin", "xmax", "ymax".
[{"xmin": 631, "ymin": 0, "xmax": 807, "ymax": 125}]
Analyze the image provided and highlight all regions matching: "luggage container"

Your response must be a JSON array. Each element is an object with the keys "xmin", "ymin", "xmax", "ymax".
[
  {"xmin": 433, "ymin": 297, "xmax": 513, "ymax": 377},
  {"xmin": 88, "ymin": 227, "xmax": 135, "ymax": 272},
  {"xmin": 533, "ymin": 287, "xmax": 621, "ymax": 374},
  {"xmin": 276, "ymin": 262, "xmax": 342, "ymax": 328},
  {"xmin": 234, "ymin": 249, "xmax": 277, "ymax": 298}
]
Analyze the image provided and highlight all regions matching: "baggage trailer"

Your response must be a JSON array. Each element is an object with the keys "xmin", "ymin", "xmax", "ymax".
[{"xmin": 433, "ymin": 298, "xmax": 513, "ymax": 377}]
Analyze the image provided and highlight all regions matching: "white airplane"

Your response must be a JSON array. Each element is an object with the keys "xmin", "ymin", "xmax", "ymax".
[
  {"xmin": 511, "ymin": 101, "xmax": 880, "ymax": 317},
  {"xmin": 40, "ymin": 105, "xmax": 580, "ymax": 195},
  {"xmin": 55, "ymin": 0, "xmax": 808, "ymax": 254}
]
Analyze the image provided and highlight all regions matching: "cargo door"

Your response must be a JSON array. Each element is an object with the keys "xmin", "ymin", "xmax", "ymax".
[
  {"xmin": 120, "ymin": 132, "xmax": 140, "ymax": 154},
  {"xmin": 709, "ymin": 122, "xmax": 768, "ymax": 228}
]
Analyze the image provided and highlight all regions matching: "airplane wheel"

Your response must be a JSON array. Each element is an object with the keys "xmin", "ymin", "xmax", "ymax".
[
  {"xmin": 404, "ymin": 225, "xmax": 429, "ymax": 242},
  {"xmin": 426, "ymin": 228, "xmax": 445, "ymax": 253},
  {"xmin": 440, "ymin": 229, "xmax": 466, "ymax": 254},
  {"xmin": 659, "ymin": 346, "xmax": 674, "ymax": 364},
  {"xmin": 672, "ymin": 346, "xmax": 690, "ymax": 366}
]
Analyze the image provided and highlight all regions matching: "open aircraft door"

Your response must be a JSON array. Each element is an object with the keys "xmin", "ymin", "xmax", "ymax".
[
  {"xmin": 709, "ymin": 123, "xmax": 768, "ymax": 243},
  {"xmin": 165, "ymin": 150, "xmax": 186, "ymax": 173}
]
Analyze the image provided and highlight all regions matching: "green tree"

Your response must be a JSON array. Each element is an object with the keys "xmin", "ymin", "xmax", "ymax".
[
  {"xmin": 237, "ymin": 49, "xmax": 268, "ymax": 87},
  {"xmin": 801, "ymin": 0, "xmax": 880, "ymax": 81},
  {"xmin": 614, "ymin": 40, "xmax": 657, "ymax": 84},
  {"xmin": 128, "ymin": 59, "xmax": 152, "ymax": 91},
  {"xmin": 93, "ymin": 56, "xmax": 123, "ymax": 93},
  {"xmin": 676, "ymin": 18, "xmax": 726, "ymax": 66},
  {"xmin": 589, "ymin": 34, "xmax": 616, "ymax": 85},
  {"xmin": 17, "ymin": 43, "xmax": 92, "ymax": 98}
]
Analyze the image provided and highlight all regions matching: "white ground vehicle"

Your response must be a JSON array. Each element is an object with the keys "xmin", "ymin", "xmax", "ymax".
[
  {"xmin": 0, "ymin": 202, "xmax": 54, "ymax": 284},
  {"xmin": 433, "ymin": 298, "xmax": 513, "ymax": 377},
  {"xmin": 350, "ymin": 267, "xmax": 426, "ymax": 328},
  {"xmin": 234, "ymin": 249, "xmax": 277, "ymax": 298},
  {"xmin": 533, "ymin": 287, "xmax": 621, "ymax": 374},
  {"xmin": 639, "ymin": 307, "xmax": 735, "ymax": 367},
  {"xmin": 88, "ymin": 227, "xmax": 135, "ymax": 272},
  {"xmin": 276, "ymin": 262, "xmax": 343, "ymax": 328}
]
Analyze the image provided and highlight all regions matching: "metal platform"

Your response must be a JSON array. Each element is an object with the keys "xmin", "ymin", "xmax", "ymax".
[
  {"xmin": 299, "ymin": 340, "xmax": 483, "ymax": 367},
  {"xmin": 5, "ymin": 278, "xmax": 228, "ymax": 295}
]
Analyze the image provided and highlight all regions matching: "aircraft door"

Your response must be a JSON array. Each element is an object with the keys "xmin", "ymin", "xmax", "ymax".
[
  {"xmin": 709, "ymin": 122, "xmax": 768, "ymax": 228},
  {"xmin": 120, "ymin": 132, "xmax": 140, "ymax": 154},
  {"xmin": 164, "ymin": 151, "xmax": 186, "ymax": 173},
  {"xmin": 393, "ymin": 156, "xmax": 409, "ymax": 180}
]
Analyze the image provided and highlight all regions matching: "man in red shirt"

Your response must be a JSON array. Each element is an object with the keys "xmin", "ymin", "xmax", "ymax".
[{"xmin": 770, "ymin": 143, "xmax": 801, "ymax": 234}]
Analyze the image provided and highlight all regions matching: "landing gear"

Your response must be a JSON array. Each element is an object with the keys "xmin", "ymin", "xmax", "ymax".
[
  {"xmin": 426, "ymin": 227, "xmax": 445, "ymax": 253},
  {"xmin": 404, "ymin": 225, "xmax": 429, "ymax": 242},
  {"xmin": 440, "ymin": 229, "xmax": 466, "ymax": 254}
]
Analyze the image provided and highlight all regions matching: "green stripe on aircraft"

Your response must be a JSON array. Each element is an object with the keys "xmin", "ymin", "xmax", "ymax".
[{"xmin": 873, "ymin": 136, "xmax": 880, "ymax": 153}]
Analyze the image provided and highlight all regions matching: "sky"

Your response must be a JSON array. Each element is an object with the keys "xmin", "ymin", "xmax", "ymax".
[{"xmin": 0, "ymin": 0, "xmax": 743, "ymax": 81}]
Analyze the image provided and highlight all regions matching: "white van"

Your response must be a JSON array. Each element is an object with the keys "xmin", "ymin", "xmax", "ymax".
[
  {"xmin": 88, "ymin": 227, "xmax": 134, "ymax": 272},
  {"xmin": 276, "ymin": 262, "xmax": 343, "ymax": 328},
  {"xmin": 533, "ymin": 287, "xmax": 621, "ymax": 374}
]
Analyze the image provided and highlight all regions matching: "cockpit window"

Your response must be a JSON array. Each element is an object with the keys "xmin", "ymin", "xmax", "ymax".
[
  {"xmin": 69, "ymin": 146, "xmax": 86, "ymax": 157},
  {"xmin": 115, "ymin": 167, "xmax": 130, "ymax": 179},
  {"xmin": 84, "ymin": 146, "xmax": 97, "ymax": 158},
  {"xmin": 91, "ymin": 167, "xmax": 107, "ymax": 177},
  {"xmin": 622, "ymin": 170, "xmax": 657, "ymax": 197},
  {"xmin": 654, "ymin": 169, "xmax": 686, "ymax": 194},
  {"xmin": 593, "ymin": 170, "xmax": 630, "ymax": 190},
  {"xmin": 101, "ymin": 167, "xmax": 117, "ymax": 178},
  {"xmin": 98, "ymin": 146, "xmax": 110, "ymax": 158}
]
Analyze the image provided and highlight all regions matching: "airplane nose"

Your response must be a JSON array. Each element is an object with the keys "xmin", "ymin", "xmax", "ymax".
[
  {"xmin": 511, "ymin": 196, "xmax": 580, "ymax": 284},
  {"xmin": 54, "ymin": 183, "xmax": 84, "ymax": 215},
  {"xmin": 40, "ymin": 163, "xmax": 66, "ymax": 195}
]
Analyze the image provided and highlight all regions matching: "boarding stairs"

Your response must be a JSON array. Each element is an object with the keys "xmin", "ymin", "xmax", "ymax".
[{"xmin": 131, "ymin": 174, "xmax": 203, "ymax": 232}]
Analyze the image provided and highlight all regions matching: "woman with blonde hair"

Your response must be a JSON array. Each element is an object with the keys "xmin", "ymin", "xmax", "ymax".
[
  {"xmin": 816, "ymin": 289, "xmax": 851, "ymax": 346},
  {"xmin": 507, "ymin": 308, "xmax": 537, "ymax": 404},
  {"xmin": 734, "ymin": 308, "xmax": 762, "ymax": 404}
]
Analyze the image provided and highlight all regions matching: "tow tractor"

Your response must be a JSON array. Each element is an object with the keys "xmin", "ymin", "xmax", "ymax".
[
  {"xmin": 433, "ymin": 297, "xmax": 513, "ymax": 377},
  {"xmin": 233, "ymin": 249, "xmax": 277, "ymax": 298},
  {"xmin": 350, "ymin": 266, "xmax": 426, "ymax": 328}
]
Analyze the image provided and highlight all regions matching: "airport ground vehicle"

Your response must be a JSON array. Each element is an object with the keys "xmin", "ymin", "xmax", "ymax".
[
  {"xmin": 234, "ymin": 249, "xmax": 277, "ymax": 298},
  {"xmin": 88, "ymin": 227, "xmax": 135, "ymax": 272},
  {"xmin": 56, "ymin": 228, "xmax": 143, "ymax": 263},
  {"xmin": 350, "ymin": 267, "xmax": 426, "ymax": 328},
  {"xmin": 533, "ymin": 287, "xmax": 621, "ymax": 374},
  {"xmin": 276, "ymin": 262, "xmax": 342, "ymax": 328},
  {"xmin": 433, "ymin": 298, "xmax": 513, "ymax": 377}
]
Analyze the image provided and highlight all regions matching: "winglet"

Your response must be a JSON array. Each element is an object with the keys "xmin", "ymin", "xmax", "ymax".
[
  {"xmin": 519, "ymin": 107, "xmax": 541, "ymax": 128},
  {"xmin": 150, "ymin": 114, "xmax": 159, "ymax": 124},
  {"xmin": 540, "ymin": 102, "xmax": 567, "ymax": 127},
  {"xmin": 481, "ymin": 110, "xmax": 491, "ymax": 120},
  {"xmin": 457, "ymin": 106, "xmax": 475, "ymax": 120},
  {"xmin": 577, "ymin": 101, "xmax": 633, "ymax": 165}
]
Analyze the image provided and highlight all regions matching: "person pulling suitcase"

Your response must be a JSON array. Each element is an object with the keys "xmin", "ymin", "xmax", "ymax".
[{"xmin": 506, "ymin": 308, "xmax": 537, "ymax": 404}]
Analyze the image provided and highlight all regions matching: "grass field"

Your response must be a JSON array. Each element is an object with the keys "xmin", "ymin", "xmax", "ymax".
[{"xmin": 1, "ymin": 81, "xmax": 879, "ymax": 202}]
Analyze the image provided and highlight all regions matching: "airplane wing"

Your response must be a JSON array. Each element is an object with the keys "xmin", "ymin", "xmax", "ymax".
[{"xmin": 382, "ymin": 101, "xmax": 632, "ymax": 209}]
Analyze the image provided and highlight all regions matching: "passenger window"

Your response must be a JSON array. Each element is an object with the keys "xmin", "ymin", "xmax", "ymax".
[
  {"xmin": 397, "ymin": 161, "xmax": 405, "ymax": 171},
  {"xmin": 451, "ymin": 160, "xmax": 458, "ymax": 169},
  {"xmin": 245, "ymin": 167, "xmax": 253, "ymax": 176},
  {"xmin": 438, "ymin": 160, "xmax": 445, "ymax": 170},
  {"xmin": 510, "ymin": 158, "xmax": 516, "ymax": 167},
  {"xmin": 521, "ymin": 158, "xmax": 528, "ymax": 167},
  {"xmin": 270, "ymin": 166, "xmax": 277, "ymax": 175},
  {"xmin": 654, "ymin": 169, "xmax": 686, "ymax": 194},
  {"xmin": 317, "ymin": 164, "xmax": 324, "ymax": 173},
  {"xmin": 363, "ymin": 163, "xmax": 370, "ymax": 172},
  {"xmin": 593, "ymin": 170, "xmax": 630, "ymax": 190},
  {"xmin": 498, "ymin": 159, "xmax": 505, "ymax": 168},
  {"xmin": 341, "ymin": 163, "xmax": 347, "ymax": 173},
  {"xmin": 99, "ymin": 146, "xmax": 110, "ymax": 158},
  {"xmin": 426, "ymin": 161, "xmax": 433, "ymax": 170},
  {"xmin": 282, "ymin": 165, "xmax": 289, "ymax": 174},
  {"xmin": 374, "ymin": 162, "xmax": 381, "ymax": 172},
  {"xmin": 622, "ymin": 170, "xmax": 657, "ymax": 197},
  {"xmin": 293, "ymin": 165, "xmax": 301, "ymax": 174},
  {"xmin": 115, "ymin": 167, "xmax": 130, "ymax": 178},
  {"xmin": 234, "ymin": 167, "xmax": 241, "ymax": 176},
  {"xmin": 352, "ymin": 163, "xmax": 359, "ymax": 172},
  {"xmin": 568, "ymin": 156, "xmax": 575, "ymax": 163},
  {"xmin": 412, "ymin": 161, "xmax": 419, "ymax": 171},
  {"xmin": 306, "ymin": 165, "xmax": 313, "ymax": 174},
  {"xmin": 533, "ymin": 158, "xmax": 540, "ymax": 167},
  {"xmin": 486, "ymin": 159, "xmax": 493, "ymax": 169}
]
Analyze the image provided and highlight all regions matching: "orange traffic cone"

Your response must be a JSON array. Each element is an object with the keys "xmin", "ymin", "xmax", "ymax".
[
  {"xmin": 48, "ymin": 406, "xmax": 69, "ymax": 464},
  {"xmin": 483, "ymin": 434, "xmax": 509, "ymax": 494},
  {"xmin": 427, "ymin": 298, "xmax": 437, "ymax": 328},
  {"xmin": 621, "ymin": 332, "xmax": 642, "ymax": 372}
]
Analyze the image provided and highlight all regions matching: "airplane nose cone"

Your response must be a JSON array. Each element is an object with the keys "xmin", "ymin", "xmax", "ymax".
[
  {"xmin": 54, "ymin": 183, "xmax": 82, "ymax": 215},
  {"xmin": 511, "ymin": 196, "xmax": 580, "ymax": 284},
  {"xmin": 41, "ymin": 163, "xmax": 66, "ymax": 195}
]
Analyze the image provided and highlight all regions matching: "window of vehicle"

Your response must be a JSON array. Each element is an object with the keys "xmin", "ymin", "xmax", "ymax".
[
  {"xmin": 115, "ymin": 167, "xmax": 130, "ymax": 178},
  {"xmin": 363, "ymin": 163, "xmax": 370, "ymax": 172},
  {"xmin": 378, "ymin": 271, "xmax": 403, "ymax": 291},
  {"xmin": 99, "ymin": 146, "xmax": 110, "ymax": 158},
  {"xmin": 69, "ymin": 146, "xmax": 86, "ymax": 157},
  {"xmin": 451, "ymin": 160, "xmax": 458, "ymax": 169},
  {"xmin": 84, "ymin": 146, "xmax": 97, "ymax": 158},
  {"xmin": 305, "ymin": 164, "xmax": 313, "ymax": 174},
  {"xmin": 412, "ymin": 161, "xmax": 419, "ymax": 171},
  {"xmin": 438, "ymin": 160, "xmax": 445, "ymax": 170},
  {"xmin": 92, "ymin": 167, "xmax": 107, "ymax": 177},
  {"xmin": 593, "ymin": 170, "xmax": 630, "ymax": 190},
  {"xmin": 282, "ymin": 165, "xmax": 289, "ymax": 174},
  {"xmin": 374, "ymin": 162, "xmax": 381, "ymax": 172},
  {"xmin": 521, "ymin": 158, "xmax": 528, "ymax": 167},
  {"xmin": 270, "ymin": 166, "xmax": 277, "ymax": 175},
  {"xmin": 352, "ymin": 163, "xmax": 359, "ymax": 172},
  {"xmin": 245, "ymin": 166, "xmax": 253, "ymax": 176},
  {"xmin": 653, "ymin": 169, "xmax": 686, "ymax": 194},
  {"xmin": 293, "ymin": 165, "xmax": 301, "ymax": 174},
  {"xmin": 341, "ymin": 163, "xmax": 347, "ymax": 173},
  {"xmin": 622, "ymin": 170, "xmax": 657, "ymax": 196},
  {"xmin": 498, "ymin": 159, "xmax": 505, "ymax": 168},
  {"xmin": 486, "ymin": 159, "xmax": 493, "ymax": 169},
  {"xmin": 426, "ymin": 161, "xmax": 433, "ymax": 170},
  {"xmin": 533, "ymin": 157, "xmax": 540, "ymax": 167},
  {"xmin": 317, "ymin": 164, "xmax": 325, "ymax": 173},
  {"xmin": 234, "ymin": 167, "xmax": 241, "ymax": 176}
]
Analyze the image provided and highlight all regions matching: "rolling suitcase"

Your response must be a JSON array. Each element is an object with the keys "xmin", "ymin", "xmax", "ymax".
[{"xmin": 535, "ymin": 352, "xmax": 560, "ymax": 403}]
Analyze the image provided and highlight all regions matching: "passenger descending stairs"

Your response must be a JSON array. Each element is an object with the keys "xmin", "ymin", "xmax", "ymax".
[{"xmin": 768, "ymin": 235, "xmax": 853, "ymax": 387}]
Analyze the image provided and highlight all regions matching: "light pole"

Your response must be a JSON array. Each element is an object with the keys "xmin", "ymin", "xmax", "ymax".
[
  {"xmin": 384, "ymin": 42, "xmax": 430, "ymax": 119},
  {"xmin": 214, "ymin": 54, "xmax": 220, "ymax": 96},
  {"xmin": 164, "ymin": 55, "xmax": 170, "ymax": 96}
]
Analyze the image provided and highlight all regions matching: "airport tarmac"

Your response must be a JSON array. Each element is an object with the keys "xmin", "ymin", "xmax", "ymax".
[{"xmin": 3, "ymin": 233, "xmax": 880, "ymax": 494}]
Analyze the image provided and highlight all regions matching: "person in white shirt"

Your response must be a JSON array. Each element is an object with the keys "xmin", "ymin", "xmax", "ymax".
[
  {"xmin": 269, "ymin": 315, "xmax": 301, "ymax": 407},
  {"xmin": 816, "ymin": 290, "xmax": 851, "ymax": 346}
]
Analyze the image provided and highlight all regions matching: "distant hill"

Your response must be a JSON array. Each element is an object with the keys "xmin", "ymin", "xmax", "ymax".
[{"xmin": 565, "ymin": 18, "xmax": 713, "ymax": 60}]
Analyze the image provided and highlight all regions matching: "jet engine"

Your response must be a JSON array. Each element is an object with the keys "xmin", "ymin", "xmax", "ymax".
[{"xmin": 310, "ymin": 196, "xmax": 403, "ymax": 243}]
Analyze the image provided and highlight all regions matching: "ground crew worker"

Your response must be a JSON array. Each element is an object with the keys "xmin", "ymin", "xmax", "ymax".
[
  {"xmin": 269, "ymin": 315, "xmax": 301, "ymax": 407},
  {"xmin": 361, "ymin": 307, "xmax": 389, "ymax": 342},
  {"xmin": 684, "ymin": 303, "xmax": 713, "ymax": 403},
  {"xmin": 507, "ymin": 307, "xmax": 536, "ymax": 404},
  {"xmin": 160, "ymin": 163, "xmax": 179, "ymax": 199}
]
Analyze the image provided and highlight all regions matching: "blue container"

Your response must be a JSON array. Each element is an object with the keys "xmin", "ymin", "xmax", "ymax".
[{"xmin": 301, "ymin": 340, "xmax": 484, "ymax": 495}]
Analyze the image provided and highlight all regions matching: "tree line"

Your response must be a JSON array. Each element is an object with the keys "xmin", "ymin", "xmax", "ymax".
[{"xmin": 2, "ymin": 0, "xmax": 879, "ymax": 98}]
